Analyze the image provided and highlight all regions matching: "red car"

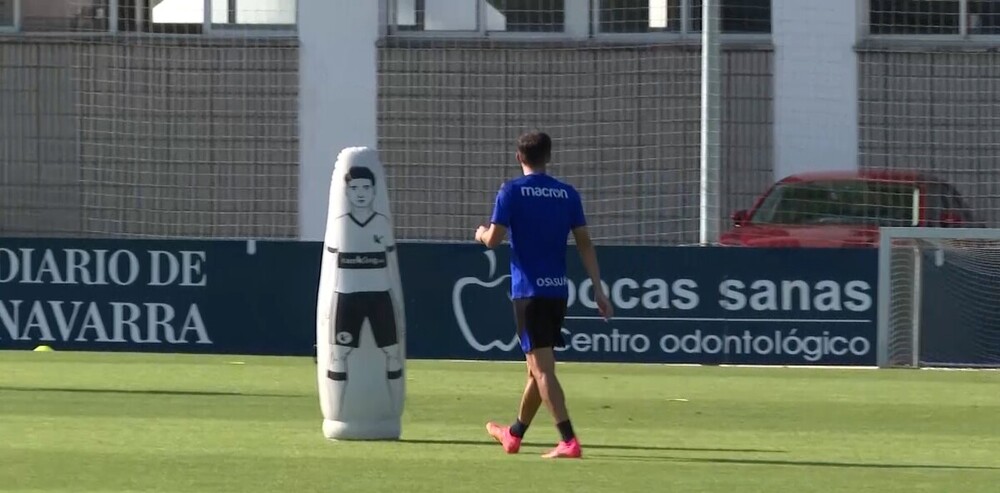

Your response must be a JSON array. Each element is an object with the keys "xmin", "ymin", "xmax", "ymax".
[{"xmin": 719, "ymin": 170, "xmax": 979, "ymax": 248}]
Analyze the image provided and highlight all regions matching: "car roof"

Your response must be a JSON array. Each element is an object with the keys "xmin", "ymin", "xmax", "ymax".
[{"xmin": 778, "ymin": 169, "xmax": 943, "ymax": 184}]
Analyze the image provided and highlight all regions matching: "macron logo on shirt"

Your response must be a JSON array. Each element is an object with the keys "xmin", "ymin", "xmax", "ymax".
[{"xmin": 520, "ymin": 186, "xmax": 569, "ymax": 199}]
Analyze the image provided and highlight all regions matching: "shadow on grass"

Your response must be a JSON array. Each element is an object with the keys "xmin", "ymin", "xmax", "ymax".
[
  {"xmin": 399, "ymin": 438, "xmax": 786, "ymax": 454},
  {"xmin": 596, "ymin": 454, "xmax": 1000, "ymax": 470},
  {"xmin": 0, "ymin": 386, "xmax": 304, "ymax": 398}
]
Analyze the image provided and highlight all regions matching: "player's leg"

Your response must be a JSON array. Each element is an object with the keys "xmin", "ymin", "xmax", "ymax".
[
  {"xmin": 527, "ymin": 348, "xmax": 580, "ymax": 459},
  {"xmin": 522, "ymin": 298, "xmax": 571, "ymax": 421},
  {"xmin": 512, "ymin": 296, "xmax": 545, "ymax": 437},
  {"xmin": 516, "ymin": 368, "xmax": 542, "ymax": 430},
  {"xmin": 525, "ymin": 347, "xmax": 570, "ymax": 423},
  {"xmin": 371, "ymin": 291, "xmax": 404, "ymax": 414},
  {"xmin": 524, "ymin": 298, "xmax": 580, "ymax": 459},
  {"xmin": 486, "ymin": 367, "xmax": 534, "ymax": 453},
  {"xmin": 486, "ymin": 298, "xmax": 537, "ymax": 453},
  {"xmin": 488, "ymin": 367, "xmax": 543, "ymax": 452}
]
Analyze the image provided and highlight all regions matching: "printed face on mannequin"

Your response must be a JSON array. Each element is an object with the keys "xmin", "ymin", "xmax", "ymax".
[{"xmin": 347, "ymin": 178, "xmax": 374, "ymax": 209}]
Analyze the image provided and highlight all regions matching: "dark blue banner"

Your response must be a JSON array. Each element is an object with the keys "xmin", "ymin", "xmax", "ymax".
[
  {"xmin": 0, "ymin": 239, "xmax": 320, "ymax": 355},
  {"xmin": 403, "ymin": 244, "xmax": 878, "ymax": 366},
  {"xmin": 0, "ymin": 238, "xmax": 878, "ymax": 366}
]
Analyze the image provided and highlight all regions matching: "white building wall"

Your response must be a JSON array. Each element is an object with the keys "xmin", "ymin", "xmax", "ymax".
[
  {"xmin": 298, "ymin": 0, "xmax": 380, "ymax": 241},
  {"xmin": 771, "ymin": 0, "xmax": 860, "ymax": 180}
]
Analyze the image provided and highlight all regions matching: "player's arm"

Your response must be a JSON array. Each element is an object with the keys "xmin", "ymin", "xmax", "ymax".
[
  {"xmin": 476, "ymin": 223, "xmax": 507, "ymax": 249},
  {"xmin": 475, "ymin": 184, "xmax": 510, "ymax": 249},
  {"xmin": 570, "ymin": 191, "xmax": 613, "ymax": 319},
  {"xmin": 572, "ymin": 226, "xmax": 612, "ymax": 319}
]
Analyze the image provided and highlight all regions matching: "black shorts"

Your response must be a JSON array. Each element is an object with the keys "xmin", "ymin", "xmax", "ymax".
[
  {"xmin": 333, "ymin": 291, "xmax": 398, "ymax": 349},
  {"xmin": 513, "ymin": 297, "xmax": 568, "ymax": 353}
]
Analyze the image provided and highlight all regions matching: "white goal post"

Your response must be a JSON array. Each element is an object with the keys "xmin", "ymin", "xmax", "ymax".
[{"xmin": 877, "ymin": 226, "xmax": 1000, "ymax": 369}]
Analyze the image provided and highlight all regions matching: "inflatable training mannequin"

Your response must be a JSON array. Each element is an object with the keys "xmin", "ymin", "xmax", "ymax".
[{"xmin": 316, "ymin": 147, "xmax": 406, "ymax": 440}]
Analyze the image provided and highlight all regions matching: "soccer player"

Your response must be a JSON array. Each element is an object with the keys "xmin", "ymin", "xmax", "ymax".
[
  {"xmin": 474, "ymin": 130, "xmax": 613, "ymax": 459},
  {"xmin": 326, "ymin": 166, "xmax": 404, "ymax": 416}
]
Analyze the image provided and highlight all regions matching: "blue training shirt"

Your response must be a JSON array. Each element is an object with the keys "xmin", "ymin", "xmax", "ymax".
[{"xmin": 490, "ymin": 172, "xmax": 586, "ymax": 300}]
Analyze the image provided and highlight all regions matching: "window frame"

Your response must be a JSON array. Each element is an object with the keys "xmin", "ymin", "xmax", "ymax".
[{"xmin": 0, "ymin": 0, "xmax": 297, "ymax": 36}]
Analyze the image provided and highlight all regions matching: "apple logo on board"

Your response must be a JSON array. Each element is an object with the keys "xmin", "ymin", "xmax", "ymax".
[{"xmin": 451, "ymin": 250, "xmax": 518, "ymax": 352}]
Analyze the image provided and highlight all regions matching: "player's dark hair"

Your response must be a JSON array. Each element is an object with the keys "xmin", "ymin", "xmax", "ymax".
[
  {"xmin": 345, "ymin": 166, "xmax": 376, "ymax": 185},
  {"xmin": 517, "ymin": 130, "xmax": 552, "ymax": 168}
]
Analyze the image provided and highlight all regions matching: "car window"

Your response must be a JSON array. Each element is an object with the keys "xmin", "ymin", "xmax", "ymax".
[
  {"xmin": 751, "ymin": 180, "xmax": 918, "ymax": 226},
  {"xmin": 938, "ymin": 183, "xmax": 976, "ymax": 223}
]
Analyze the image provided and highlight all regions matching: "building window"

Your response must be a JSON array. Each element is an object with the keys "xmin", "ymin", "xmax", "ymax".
[
  {"xmin": 136, "ymin": 0, "xmax": 296, "ymax": 33},
  {"xmin": 869, "ymin": 0, "xmax": 961, "ymax": 35},
  {"xmin": 969, "ymin": 0, "xmax": 1000, "ymax": 34},
  {"xmin": 688, "ymin": 0, "xmax": 771, "ymax": 33},
  {"xmin": 486, "ymin": 0, "xmax": 564, "ymax": 33},
  {"xmin": 150, "ymin": 0, "xmax": 203, "ymax": 24},
  {"xmin": 19, "ymin": 0, "xmax": 109, "ymax": 32},
  {"xmin": 598, "ymin": 0, "xmax": 683, "ymax": 33},
  {"xmin": 0, "ymin": 0, "xmax": 14, "ymax": 28},
  {"xmin": 595, "ymin": 0, "xmax": 771, "ymax": 35},
  {"xmin": 142, "ymin": 0, "xmax": 203, "ymax": 34},
  {"xmin": 392, "ymin": 0, "xmax": 564, "ymax": 33},
  {"xmin": 0, "ymin": 0, "xmax": 295, "ymax": 34},
  {"xmin": 211, "ymin": 0, "xmax": 297, "ymax": 28},
  {"xmin": 393, "ymin": 0, "xmax": 479, "ymax": 31},
  {"xmin": 388, "ymin": 0, "xmax": 773, "ymax": 37},
  {"xmin": 868, "ymin": 0, "xmax": 1000, "ymax": 36}
]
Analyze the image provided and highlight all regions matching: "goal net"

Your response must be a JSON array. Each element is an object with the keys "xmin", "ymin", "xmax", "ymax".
[
  {"xmin": 0, "ymin": 0, "xmax": 299, "ymax": 239},
  {"xmin": 878, "ymin": 227, "xmax": 1000, "ymax": 369}
]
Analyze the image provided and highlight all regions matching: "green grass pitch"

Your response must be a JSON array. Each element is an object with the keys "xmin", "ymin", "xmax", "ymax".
[{"xmin": 1, "ymin": 351, "xmax": 998, "ymax": 492}]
